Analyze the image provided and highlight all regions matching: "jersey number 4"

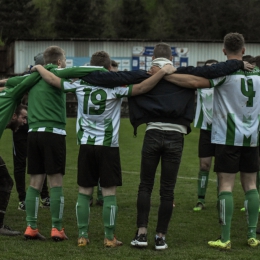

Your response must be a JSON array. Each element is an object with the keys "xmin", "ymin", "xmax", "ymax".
[
  {"xmin": 83, "ymin": 88, "xmax": 107, "ymax": 115},
  {"xmin": 241, "ymin": 78, "xmax": 255, "ymax": 107}
]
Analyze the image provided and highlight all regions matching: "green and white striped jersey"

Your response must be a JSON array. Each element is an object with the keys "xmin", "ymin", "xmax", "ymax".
[
  {"xmin": 210, "ymin": 67, "xmax": 260, "ymax": 147},
  {"xmin": 194, "ymin": 88, "xmax": 214, "ymax": 130},
  {"xmin": 5, "ymin": 65, "xmax": 106, "ymax": 135},
  {"xmin": 62, "ymin": 79, "xmax": 133, "ymax": 147}
]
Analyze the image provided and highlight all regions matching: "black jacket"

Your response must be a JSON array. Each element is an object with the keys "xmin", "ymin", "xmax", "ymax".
[{"xmin": 81, "ymin": 60, "xmax": 244, "ymax": 135}]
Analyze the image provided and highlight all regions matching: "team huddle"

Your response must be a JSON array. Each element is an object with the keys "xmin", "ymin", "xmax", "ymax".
[{"xmin": 0, "ymin": 32, "xmax": 259, "ymax": 250}]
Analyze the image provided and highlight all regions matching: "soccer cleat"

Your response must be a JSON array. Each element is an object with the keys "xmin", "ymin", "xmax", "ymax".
[
  {"xmin": 78, "ymin": 237, "xmax": 89, "ymax": 247},
  {"xmin": 247, "ymin": 238, "xmax": 260, "ymax": 247},
  {"xmin": 0, "ymin": 225, "xmax": 21, "ymax": 236},
  {"xmin": 104, "ymin": 236, "xmax": 123, "ymax": 247},
  {"xmin": 40, "ymin": 197, "xmax": 50, "ymax": 208},
  {"xmin": 96, "ymin": 199, "xmax": 104, "ymax": 206},
  {"xmin": 155, "ymin": 237, "xmax": 168, "ymax": 250},
  {"xmin": 193, "ymin": 201, "xmax": 205, "ymax": 211},
  {"xmin": 131, "ymin": 232, "xmax": 148, "ymax": 247},
  {"xmin": 51, "ymin": 228, "xmax": 68, "ymax": 241},
  {"xmin": 24, "ymin": 226, "xmax": 46, "ymax": 240},
  {"xmin": 241, "ymin": 207, "xmax": 260, "ymax": 212},
  {"xmin": 208, "ymin": 239, "xmax": 231, "ymax": 250},
  {"xmin": 18, "ymin": 201, "xmax": 26, "ymax": 211}
]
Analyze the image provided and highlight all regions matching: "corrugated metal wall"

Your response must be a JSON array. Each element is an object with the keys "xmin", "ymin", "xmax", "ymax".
[{"xmin": 14, "ymin": 40, "xmax": 260, "ymax": 74}]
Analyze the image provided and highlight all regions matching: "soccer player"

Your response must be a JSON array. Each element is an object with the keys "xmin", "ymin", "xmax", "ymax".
[
  {"xmin": 90, "ymin": 59, "xmax": 119, "ymax": 207},
  {"xmin": 4, "ymin": 46, "xmax": 108, "ymax": 241},
  {"xmin": 162, "ymin": 32, "xmax": 260, "ymax": 249},
  {"xmin": 79, "ymin": 45, "xmax": 252, "ymax": 250},
  {"xmin": 0, "ymin": 104, "xmax": 27, "ymax": 236},
  {"xmin": 193, "ymin": 59, "xmax": 218, "ymax": 211},
  {"xmin": 11, "ymin": 53, "xmax": 50, "ymax": 211},
  {"xmin": 31, "ymin": 50, "xmax": 175, "ymax": 247}
]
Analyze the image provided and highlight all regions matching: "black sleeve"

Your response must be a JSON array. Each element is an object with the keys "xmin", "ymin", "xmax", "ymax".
[
  {"xmin": 80, "ymin": 70, "xmax": 149, "ymax": 87},
  {"xmin": 176, "ymin": 60, "xmax": 244, "ymax": 79}
]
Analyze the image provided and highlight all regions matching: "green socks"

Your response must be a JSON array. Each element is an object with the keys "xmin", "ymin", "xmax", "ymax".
[
  {"xmin": 50, "ymin": 186, "xmax": 64, "ymax": 231},
  {"xmin": 76, "ymin": 193, "xmax": 91, "ymax": 239},
  {"xmin": 245, "ymin": 189, "xmax": 259, "ymax": 239},
  {"xmin": 219, "ymin": 191, "xmax": 233, "ymax": 242},
  {"xmin": 25, "ymin": 186, "xmax": 40, "ymax": 229},
  {"xmin": 197, "ymin": 171, "xmax": 209, "ymax": 202},
  {"xmin": 103, "ymin": 195, "xmax": 117, "ymax": 240}
]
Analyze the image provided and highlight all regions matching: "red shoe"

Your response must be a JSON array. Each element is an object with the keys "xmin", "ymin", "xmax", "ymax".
[
  {"xmin": 51, "ymin": 228, "xmax": 68, "ymax": 241},
  {"xmin": 24, "ymin": 226, "xmax": 46, "ymax": 240}
]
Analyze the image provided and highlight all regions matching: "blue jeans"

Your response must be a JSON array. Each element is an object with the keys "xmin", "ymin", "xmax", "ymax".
[{"xmin": 136, "ymin": 129, "xmax": 184, "ymax": 234}]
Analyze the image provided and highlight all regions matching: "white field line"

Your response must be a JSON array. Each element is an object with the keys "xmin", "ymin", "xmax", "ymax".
[{"xmin": 66, "ymin": 168, "xmax": 217, "ymax": 182}]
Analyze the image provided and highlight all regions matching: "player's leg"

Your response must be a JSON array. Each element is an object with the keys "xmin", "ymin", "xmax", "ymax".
[
  {"xmin": 43, "ymin": 133, "xmax": 67, "ymax": 241},
  {"xmin": 0, "ymin": 156, "xmax": 21, "ymax": 236},
  {"xmin": 155, "ymin": 131, "xmax": 184, "ymax": 250},
  {"xmin": 24, "ymin": 132, "xmax": 46, "ymax": 240},
  {"xmin": 131, "ymin": 130, "xmax": 160, "ymax": 247},
  {"xmin": 12, "ymin": 134, "xmax": 27, "ymax": 211},
  {"xmin": 194, "ymin": 129, "xmax": 215, "ymax": 211},
  {"xmin": 76, "ymin": 144, "xmax": 96, "ymax": 246},
  {"xmin": 240, "ymin": 146, "xmax": 260, "ymax": 247},
  {"xmin": 98, "ymin": 146, "xmax": 122, "ymax": 247},
  {"xmin": 40, "ymin": 176, "xmax": 50, "ymax": 208},
  {"xmin": 208, "ymin": 145, "xmax": 239, "ymax": 250}
]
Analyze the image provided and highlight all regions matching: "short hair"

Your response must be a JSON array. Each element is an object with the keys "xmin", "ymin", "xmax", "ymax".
[
  {"xmin": 223, "ymin": 33, "xmax": 245, "ymax": 55},
  {"xmin": 204, "ymin": 59, "xmax": 218, "ymax": 66},
  {"xmin": 255, "ymin": 56, "xmax": 260, "ymax": 67},
  {"xmin": 15, "ymin": 104, "xmax": 27, "ymax": 116},
  {"xmin": 242, "ymin": 55, "xmax": 254, "ymax": 62},
  {"xmin": 90, "ymin": 51, "xmax": 111, "ymax": 70},
  {"xmin": 34, "ymin": 52, "xmax": 44, "ymax": 65},
  {"xmin": 43, "ymin": 46, "xmax": 65, "ymax": 65},
  {"xmin": 111, "ymin": 60, "xmax": 118, "ymax": 68},
  {"xmin": 153, "ymin": 43, "xmax": 172, "ymax": 59}
]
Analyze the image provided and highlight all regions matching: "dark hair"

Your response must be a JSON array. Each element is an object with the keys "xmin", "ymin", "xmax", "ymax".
[
  {"xmin": 153, "ymin": 43, "xmax": 172, "ymax": 59},
  {"xmin": 14, "ymin": 104, "xmax": 27, "ymax": 116},
  {"xmin": 204, "ymin": 59, "xmax": 218, "ymax": 66},
  {"xmin": 242, "ymin": 55, "xmax": 254, "ymax": 62},
  {"xmin": 111, "ymin": 60, "xmax": 118, "ymax": 67},
  {"xmin": 90, "ymin": 51, "xmax": 111, "ymax": 70},
  {"xmin": 254, "ymin": 56, "xmax": 260, "ymax": 67},
  {"xmin": 224, "ymin": 33, "xmax": 245, "ymax": 54},
  {"xmin": 44, "ymin": 46, "xmax": 65, "ymax": 65}
]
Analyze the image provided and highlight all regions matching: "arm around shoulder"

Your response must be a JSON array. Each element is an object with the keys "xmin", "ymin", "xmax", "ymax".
[{"xmin": 31, "ymin": 65, "xmax": 62, "ymax": 89}]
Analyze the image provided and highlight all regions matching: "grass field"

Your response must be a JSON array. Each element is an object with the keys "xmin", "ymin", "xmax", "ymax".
[{"xmin": 0, "ymin": 118, "xmax": 259, "ymax": 260}]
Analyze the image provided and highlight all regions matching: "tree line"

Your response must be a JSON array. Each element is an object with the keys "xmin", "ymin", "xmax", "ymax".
[{"xmin": 1, "ymin": 0, "xmax": 260, "ymax": 45}]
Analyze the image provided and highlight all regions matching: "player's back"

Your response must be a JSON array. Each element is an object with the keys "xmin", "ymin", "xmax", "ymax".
[
  {"xmin": 211, "ymin": 67, "xmax": 260, "ymax": 146},
  {"xmin": 28, "ymin": 78, "xmax": 66, "ymax": 131}
]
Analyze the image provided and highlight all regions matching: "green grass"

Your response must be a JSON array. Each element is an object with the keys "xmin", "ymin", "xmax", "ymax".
[{"xmin": 0, "ymin": 118, "xmax": 259, "ymax": 260}]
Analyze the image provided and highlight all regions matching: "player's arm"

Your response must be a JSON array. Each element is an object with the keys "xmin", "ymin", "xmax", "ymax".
[
  {"xmin": 131, "ymin": 65, "xmax": 175, "ymax": 96},
  {"xmin": 81, "ymin": 70, "xmax": 150, "ymax": 87},
  {"xmin": 0, "ymin": 86, "xmax": 6, "ymax": 92},
  {"xmin": 164, "ymin": 74, "xmax": 211, "ymax": 89},
  {"xmin": 31, "ymin": 65, "xmax": 62, "ymax": 88},
  {"xmin": 176, "ymin": 60, "xmax": 253, "ymax": 78}
]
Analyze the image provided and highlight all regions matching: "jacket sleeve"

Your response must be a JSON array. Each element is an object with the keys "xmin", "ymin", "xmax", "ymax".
[
  {"xmin": 176, "ymin": 60, "xmax": 244, "ymax": 79},
  {"xmin": 80, "ymin": 70, "xmax": 150, "ymax": 87}
]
